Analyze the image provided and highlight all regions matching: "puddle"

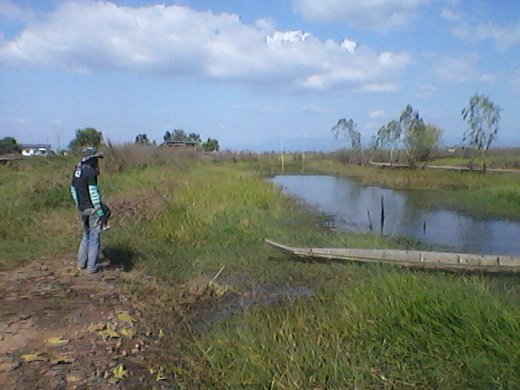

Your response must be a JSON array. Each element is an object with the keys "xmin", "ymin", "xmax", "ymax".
[{"xmin": 188, "ymin": 284, "xmax": 314, "ymax": 332}]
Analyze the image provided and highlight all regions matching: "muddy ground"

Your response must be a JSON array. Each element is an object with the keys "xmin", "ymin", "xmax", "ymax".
[{"xmin": 0, "ymin": 257, "xmax": 177, "ymax": 390}]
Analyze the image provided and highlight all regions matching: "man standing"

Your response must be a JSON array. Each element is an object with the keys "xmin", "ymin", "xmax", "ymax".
[{"xmin": 70, "ymin": 151, "xmax": 106, "ymax": 274}]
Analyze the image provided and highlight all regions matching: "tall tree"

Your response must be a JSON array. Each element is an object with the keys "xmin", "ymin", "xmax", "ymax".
[
  {"xmin": 372, "ymin": 106, "xmax": 441, "ymax": 166},
  {"xmin": 332, "ymin": 118, "xmax": 362, "ymax": 162},
  {"xmin": 188, "ymin": 133, "xmax": 201, "ymax": 142},
  {"xmin": 0, "ymin": 136, "xmax": 19, "ymax": 155},
  {"xmin": 163, "ymin": 131, "xmax": 172, "ymax": 142},
  {"xmin": 135, "ymin": 133, "xmax": 151, "ymax": 145},
  {"xmin": 172, "ymin": 129, "xmax": 188, "ymax": 141},
  {"xmin": 69, "ymin": 128, "xmax": 102, "ymax": 150},
  {"xmin": 400, "ymin": 105, "xmax": 440, "ymax": 166},
  {"xmin": 202, "ymin": 138, "xmax": 219, "ymax": 152},
  {"xmin": 373, "ymin": 120, "xmax": 401, "ymax": 162},
  {"xmin": 461, "ymin": 93, "xmax": 501, "ymax": 172}
]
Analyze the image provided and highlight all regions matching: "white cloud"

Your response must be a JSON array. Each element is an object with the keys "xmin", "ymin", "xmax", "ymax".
[
  {"xmin": 340, "ymin": 39, "xmax": 357, "ymax": 54},
  {"xmin": 369, "ymin": 110, "xmax": 386, "ymax": 118},
  {"xmin": 512, "ymin": 68, "xmax": 520, "ymax": 93},
  {"xmin": 302, "ymin": 103, "xmax": 328, "ymax": 113},
  {"xmin": 260, "ymin": 105, "xmax": 283, "ymax": 113},
  {"xmin": 441, "ymin": 8, "xmax": 460, "ymax": 21},
  {"xmin": 480, "ymin": 73, "xmax": 496, "ymax": 83},
  {"xmin": 416, "ymin": 83, "xmax": 438, "ymax": 97},
  {"xmin": 453, "ymin": 22, "xmax": 520, "ymax": 50},
  {"xmin": 432, "ymin": 53, "xmax": 481, "ymax": 83},
  {"xmin": 430, "ymin": 52, "xmax": 497, "ymax": 87},
  {"xmin": 293, "ymin": 0, "xmax": 434, "ymax": 32},
  {"xmin": 364, "ymin": 122, "xmax": 380, "ymax": 130},
  {"xmin": 0, "ymin": 1, "xmax": 410, "ymax": 93},
  {"xmin": 0, "ymin": 115, "xmax": 29, "ymax": 125},
  {"xmin": 357, "ymin": 83, "xmax": 400, "ymax": 93},
  {"xmin": 0, "ymin": 0, "xmax": 36, "ymax": 22}
]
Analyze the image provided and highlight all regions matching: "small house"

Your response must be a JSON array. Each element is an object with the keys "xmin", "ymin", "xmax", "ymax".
[
  {"xmin": 163, "ymin": 141, "xmax": 199, "ymax": 148},
  {"xmin": 19, "ymin": 144, "xmax": 52, "ymax": 157}
]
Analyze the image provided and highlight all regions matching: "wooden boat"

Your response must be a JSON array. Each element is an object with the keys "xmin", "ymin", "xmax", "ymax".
[{"xmin": 265, "ymin": 239, "xmax": 520, "ymax": 273}]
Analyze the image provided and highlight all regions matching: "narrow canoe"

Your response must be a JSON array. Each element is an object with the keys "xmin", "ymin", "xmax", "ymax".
[{"xmin": 265, "ymin": 239, "xmax": 520, "ymax": 273}]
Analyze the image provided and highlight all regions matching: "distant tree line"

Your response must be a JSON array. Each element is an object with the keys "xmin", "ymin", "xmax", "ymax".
[
  {"xmin": 1, "ymin": 125, "xmax": 221, "ymax": 156},
  {"xmin": 331, "ymin": 92, "xmax": 501, "ymax": 170},
  {"xmin": 2, "ymin": 92, "xmax": 499, "ymax": 161}
]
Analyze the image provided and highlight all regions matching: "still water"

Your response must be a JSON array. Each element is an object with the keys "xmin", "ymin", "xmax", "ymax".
[{"xmin": 270, "ymin": 175, "xmax": 520, "ymax": 256}]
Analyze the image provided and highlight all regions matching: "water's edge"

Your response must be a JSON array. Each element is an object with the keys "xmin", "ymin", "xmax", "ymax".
[{"xmin": 270, "ymin": 175, "xmax": 520, "ymax": 256}]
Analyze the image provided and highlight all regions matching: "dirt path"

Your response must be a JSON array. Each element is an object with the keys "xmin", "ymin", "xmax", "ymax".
[{"xmin": 0, "ymin": 257, "xmax": 174, "ymax": 389}]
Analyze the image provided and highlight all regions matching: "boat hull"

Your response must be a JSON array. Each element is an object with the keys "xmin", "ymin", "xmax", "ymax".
[{"xmin": 265, "ymin": 239, "xmax": 520, "ymax": 273}]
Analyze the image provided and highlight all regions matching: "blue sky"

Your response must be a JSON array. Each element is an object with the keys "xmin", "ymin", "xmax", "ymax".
[{"xmin": 0, "ymin": 0, "xmax": 519, "ymax": 151}]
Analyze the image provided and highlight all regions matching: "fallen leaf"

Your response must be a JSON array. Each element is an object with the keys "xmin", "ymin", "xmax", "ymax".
[
  {"xmin": 97, "ymin": 328, "xmax": 120, "ymax": 339},
  {"xmin": 87, "ymin": 322, "xmax": 106, "ymax": 332},
  {"xmin": 112, "ymin": 363, "xmax": 127, "ymax": 378},
  {"xmin": 107, "ymin": 363, "xmax": 127, "ymax": 383},
  {"xmin": 66, "ymin": 374, "xmax": 82, "ymax": 383},
  {"xmin": 50, "ymin": 353, "xmax": 75, "ymax": 365},
  {"xmin": 45, "ymin": 337, "xmax": 69, "ymax": 346},
  {"xmin": 21, "ymin": 353, "xmax": 47, "ymax": 362},
  {"xmin": 116, "ymin": 311, "xmax": 135, "ymax": 323},
  {"xmin": 119, "ymin": 328, "xmax": 135, "ymax": 338}
]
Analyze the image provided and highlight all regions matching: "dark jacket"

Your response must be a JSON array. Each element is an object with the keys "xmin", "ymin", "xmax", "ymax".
[{"xmin": 70, "ymin": 163, "xmax": 104, "ymax": 216}]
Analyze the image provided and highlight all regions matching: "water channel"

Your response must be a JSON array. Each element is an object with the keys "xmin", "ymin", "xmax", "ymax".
[{"xmin": 270, "ymin": 175, "xmax": 520, "ymax": 256}]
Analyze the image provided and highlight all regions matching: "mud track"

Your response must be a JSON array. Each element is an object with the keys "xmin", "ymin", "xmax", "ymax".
[{"xmin": 0, "ymin": 257, "xmax": 175, "ymax": 389}]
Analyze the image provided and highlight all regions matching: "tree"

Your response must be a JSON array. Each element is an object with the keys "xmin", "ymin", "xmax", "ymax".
[
  {"xmin": 400, "ymin": 105, "xmax": 441, "ymax": 166},
  {"xmin": 202, "ymin": 138, "xmax": 220, "ymax": 152},
  {"xmin": 135, "ymin": 133, "xmax": 151, "ymax": 145},
  {"xmin": 0, "ymin": 137, "xmax": 19, "ymax": 155},
  {"xmin": 372, "ymin": 120, "xmax": 401, "ymax": 162},
  {"xmin": 163, "ymin": 129, "xmax": 201, "ymax": 143},
  {"xmin": 69, "ymin": 128, "xmax": 102, "ymax": 150},
  {"xmin": 461, "ymin": 93, "xmax": 501, "ymax": 172},
  {"xmin": 331, "ymin": 118, "xmax": 363, "ymax": 163},
  {"xmin": 163, "ymin": 131, "xmax": 171, "ymax": 142},
  {"xmin": 172, "ymin": 129, "xmax": 188, "ymax": 141},
  {"xmin": 188, "ymin": 133, "xmax": 201, "ymax": 143},
  {"xmin": 372, "ymin": 105, "xmax": 441, "ymax": 166},
  {"xmin": 400, "ymin": 105, "xmax": 425, "ymax": 165}
]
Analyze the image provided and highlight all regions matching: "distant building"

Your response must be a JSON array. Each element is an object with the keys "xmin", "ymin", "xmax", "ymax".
[
  {"xmin": 19, "ymin": 144, "xmax": 53, "ymax": 157},
  {"xmin": 163, "ymin": 141, "xmax": 199, "ymax": 148}
]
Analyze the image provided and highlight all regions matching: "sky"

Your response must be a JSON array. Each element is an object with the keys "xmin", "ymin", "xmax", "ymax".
[{"xmin": 0, "ymin": 0, "xmax": 519, "ymax": 152}]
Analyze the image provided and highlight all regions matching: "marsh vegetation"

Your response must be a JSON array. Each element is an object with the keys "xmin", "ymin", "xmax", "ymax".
[{"xmin": 2, "ymin": 146, "xmax": 520, "ymax": 389}]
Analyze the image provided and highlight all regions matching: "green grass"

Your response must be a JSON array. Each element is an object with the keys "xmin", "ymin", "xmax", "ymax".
[
  {"xmin": 3, "ymin": 150, "xmax": 520, "ymax": 389},
  {"xmin": 188, "ymin": 269, "xmax": 520, "ymax": 389},
  {"xmin": 0, "ymin": 157, "xmax": 79, "ymax": 268},
  {"xmin": 431, "ymin": 154, "xmax": 520, "ymax": 170}
]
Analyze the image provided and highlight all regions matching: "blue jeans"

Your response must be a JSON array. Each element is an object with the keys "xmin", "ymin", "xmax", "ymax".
[{"xmin": 77, "ymin": 209, "xmax": 101, "ymax": 273}]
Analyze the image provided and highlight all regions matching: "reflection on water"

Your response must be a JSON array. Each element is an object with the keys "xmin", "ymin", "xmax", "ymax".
[{"xmin": 270, "ymin": 175, "xmax": 520, "ymax": 256}]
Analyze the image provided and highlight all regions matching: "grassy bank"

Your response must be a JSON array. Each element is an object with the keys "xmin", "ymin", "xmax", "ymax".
[
  {"xmin": 198, "ymin": 269, "xmax": 520, "ymax": 389},
  {"xmin": 2, "ymin": 150, "xmax": 520, "ymax": 389},
  {"xmin": 0, "ymin": 156, "xmax": 78, "ymax": 269}
]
